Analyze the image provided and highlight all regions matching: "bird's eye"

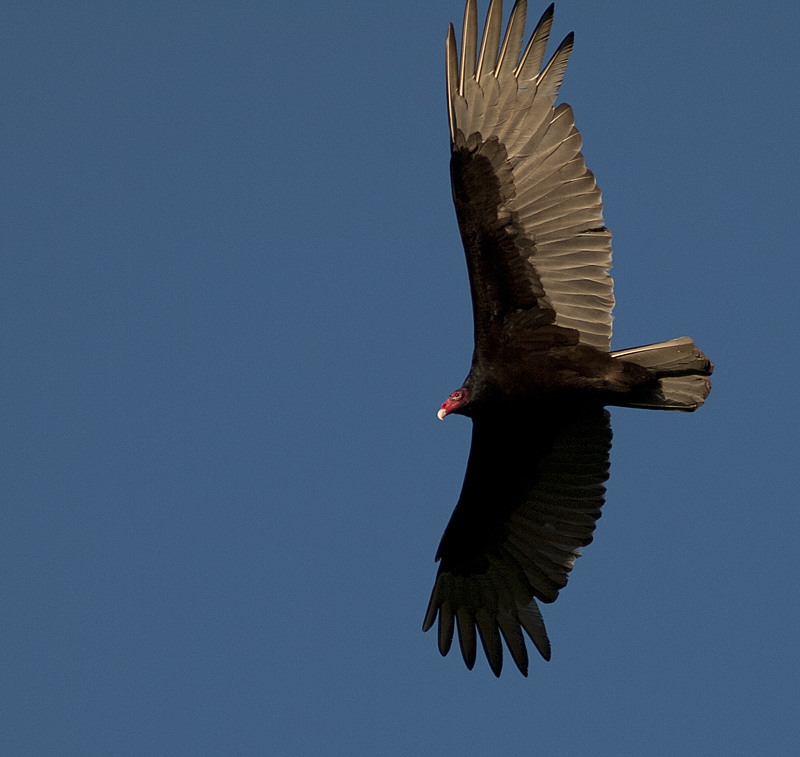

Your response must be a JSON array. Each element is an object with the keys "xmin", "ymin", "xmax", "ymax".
[{"xmin": 451, "ymin": 392, "xmax": 461, "ymax": 400}]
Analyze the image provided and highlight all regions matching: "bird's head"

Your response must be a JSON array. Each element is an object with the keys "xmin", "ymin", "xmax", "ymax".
[{"xmin": 437, "ymin": 388, "xmax": 470, "ymax": 419}]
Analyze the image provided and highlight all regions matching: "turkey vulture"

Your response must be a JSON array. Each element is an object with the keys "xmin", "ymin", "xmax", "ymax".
[{"xmin": 423, "ymin": 0, "xmax": 713, "ymax": 677}]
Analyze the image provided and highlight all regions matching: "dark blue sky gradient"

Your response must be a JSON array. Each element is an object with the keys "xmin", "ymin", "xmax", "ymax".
[{"xmin": 3, "ymin": 1, "xmax": 799, "ymax": 754}]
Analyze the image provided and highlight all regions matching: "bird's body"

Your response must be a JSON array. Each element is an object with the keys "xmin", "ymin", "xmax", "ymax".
[
  {"xmin": 424, "ymin": 0, "xmax": 713, "ymax": 677},
  {"xmin": 460, "ymin": 339, "xmax": 657, "ymax": 410}
]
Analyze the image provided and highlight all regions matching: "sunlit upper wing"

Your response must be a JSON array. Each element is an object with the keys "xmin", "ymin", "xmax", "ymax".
[
  {"xmin": 423, "ymin": 406, "xmax": 612, "ymax": 676},
  {"xmin": 448, "ymin": 0, "xmax": 615, "ymax": 351}
]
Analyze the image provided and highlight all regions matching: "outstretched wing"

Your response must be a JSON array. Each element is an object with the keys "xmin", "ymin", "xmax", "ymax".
[
  {"xmin": 423, "ymin": 406, "xmax": 612, "ymax": 676},
  {"xmin": 448, "ymin": 0, "xmax": 614, "ymax": 352}
]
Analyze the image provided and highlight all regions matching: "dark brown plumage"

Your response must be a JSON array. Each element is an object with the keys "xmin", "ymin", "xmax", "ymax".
[{"xmin": 424, "ymin": 0, "xmax": 713, "ymax": 677}]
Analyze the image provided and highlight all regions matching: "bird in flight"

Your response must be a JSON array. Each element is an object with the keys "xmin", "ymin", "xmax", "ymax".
[{"xmin": 423, "ymin": 0, "xmax": 713, "ymax": 677}]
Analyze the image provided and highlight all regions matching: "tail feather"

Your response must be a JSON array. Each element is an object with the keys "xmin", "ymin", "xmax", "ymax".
[{"xmin": 612, "ymin": 337, "xmax": 713, "ymax": 412}]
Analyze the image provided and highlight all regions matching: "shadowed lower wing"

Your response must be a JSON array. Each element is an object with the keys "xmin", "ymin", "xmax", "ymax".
[
  {"xmin": 448, "ymin": 0, "xmax": 615, "ymax": 351},
  {"xmin": 422, "ymin": 406, "xmax": 612, "ymax": 676}
]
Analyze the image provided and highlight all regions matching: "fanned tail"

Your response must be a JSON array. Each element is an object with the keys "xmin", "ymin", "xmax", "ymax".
[{"xmin": 612, "ymin": 337, "xmax": 713, "ymax": 411}]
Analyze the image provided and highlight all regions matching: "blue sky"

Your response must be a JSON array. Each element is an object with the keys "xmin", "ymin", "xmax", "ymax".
[{"xmin": 3, "ymin": 1, "xmax": 799, "ymax": 754}]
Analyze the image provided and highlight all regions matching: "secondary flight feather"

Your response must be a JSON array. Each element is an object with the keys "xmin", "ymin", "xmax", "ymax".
[{"xmin": 424, "ymin": 0, "xmax": 713, "ymax": 677}]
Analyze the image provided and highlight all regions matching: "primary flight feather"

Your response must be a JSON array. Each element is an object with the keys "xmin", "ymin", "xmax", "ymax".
[{"xmin": 424, "ymin": 0, "xmax": 713, "ymax": 677}]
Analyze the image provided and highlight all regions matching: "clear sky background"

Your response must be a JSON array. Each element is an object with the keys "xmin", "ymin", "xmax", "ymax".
[{"xmin": 3, "ymin": 1, "xmax": 799, "ymax": 754}]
